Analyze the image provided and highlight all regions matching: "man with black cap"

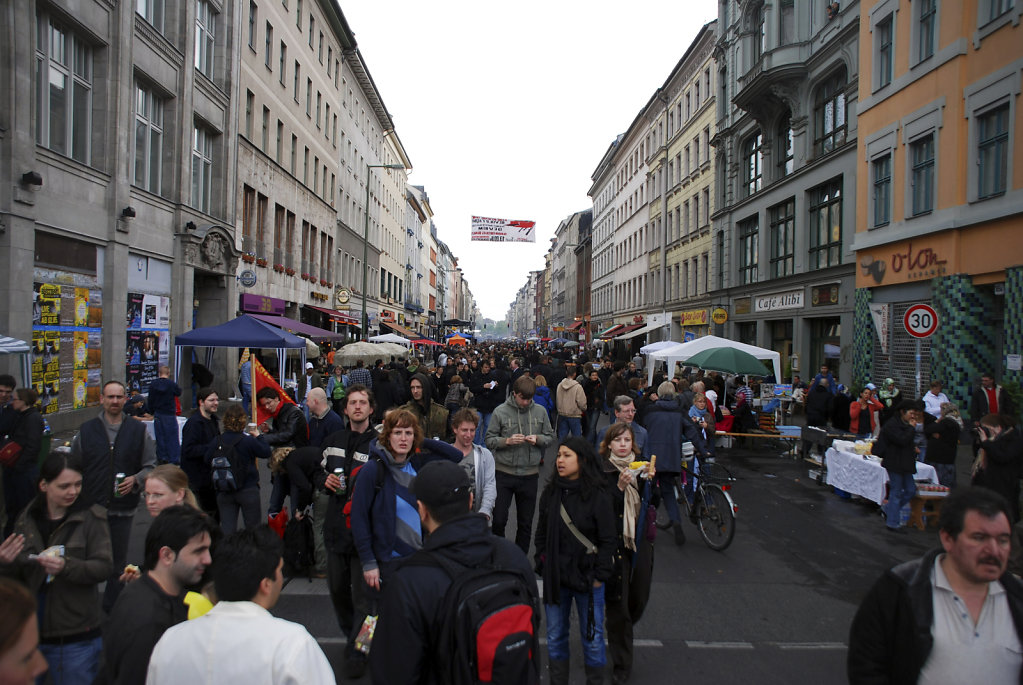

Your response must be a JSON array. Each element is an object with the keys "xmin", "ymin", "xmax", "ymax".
[{"xmin": 371, "ymin": 460, "xmax": 537, "ymax": 683}]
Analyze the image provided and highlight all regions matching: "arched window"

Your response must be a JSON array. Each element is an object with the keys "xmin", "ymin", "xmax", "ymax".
[{"xmin": 814, "ymin": 68, "xmax": 847, "ymax": 156}]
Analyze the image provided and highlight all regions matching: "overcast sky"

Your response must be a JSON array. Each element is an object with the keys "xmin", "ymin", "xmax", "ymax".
[{"xmin": 341, "ymin": 1, "xmax": 718, "ymax": 321}]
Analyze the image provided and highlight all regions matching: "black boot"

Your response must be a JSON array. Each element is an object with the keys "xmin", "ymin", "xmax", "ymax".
[
  {"xmin": 585, "ymin": 664, "xmax": 607, "ymax": 685},
  {"xmin": 548, "ymin": 659, "xmax": 570, "ymax": 685}
]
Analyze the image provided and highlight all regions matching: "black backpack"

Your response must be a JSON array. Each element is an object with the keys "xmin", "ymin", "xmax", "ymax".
[
  {"xmin": 406, "ymin": 541, "xmax": 540, "ymax": 685},
  {"xmin": 210, "ymin": 435, "xmax": 244, "ymax": 492},
  {"xmin": 282, "ymin": 515, "xmax": 315, "ymax": 578}
]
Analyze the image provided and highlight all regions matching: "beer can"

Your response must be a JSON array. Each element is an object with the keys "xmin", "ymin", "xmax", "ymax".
[
  {"xmin": 333, "ymin": 468, "xmax": 346, "ymax": 495},
  {"xmin": 114, "ymin": 472, "xmax": 126, "ymax": 497}
]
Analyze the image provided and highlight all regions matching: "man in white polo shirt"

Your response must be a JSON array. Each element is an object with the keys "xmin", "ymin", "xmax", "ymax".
[{"xmin": 848, "ymin": 487, "xmax": 1023, "ymax": 684}]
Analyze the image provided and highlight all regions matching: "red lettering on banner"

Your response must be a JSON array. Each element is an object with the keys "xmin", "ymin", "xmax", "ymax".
[{"xmin": 889, "ymin": 242, "xmax": 948, "ymax": 274}]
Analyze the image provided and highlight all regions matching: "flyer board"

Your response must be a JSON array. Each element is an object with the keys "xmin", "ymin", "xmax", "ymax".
[
  {"xmin": 31, "ymin": 274, "xmax": 103, "ymax": 414},
  {"xmin": 125, "ymin": 293, "xmax": 171, "ymax": 395}
]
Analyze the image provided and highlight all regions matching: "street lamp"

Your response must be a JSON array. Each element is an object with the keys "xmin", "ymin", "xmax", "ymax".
[{"xmin": 362, "ymin": 163, "xmax": 406, "ymax": 340}]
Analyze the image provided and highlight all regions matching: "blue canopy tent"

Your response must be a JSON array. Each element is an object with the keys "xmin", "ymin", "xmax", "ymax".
[{"xmin": 173, "ymin": 315, "xmax": 306, "ymax": 387}]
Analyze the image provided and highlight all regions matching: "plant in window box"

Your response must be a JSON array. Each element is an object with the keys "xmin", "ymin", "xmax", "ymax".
[
  {"xmin": 301, "ymin": 273, "xmax": 311, "ymax": 281},
  {"xmin": 273, "ymin": 263, "xmax": 285, "ymax": 273},
  {"xmin": 255, "ymin": 257, "xmax": 268, "ymax": 267},
  {"xmin": 285, "ymin": 267, "xmax": 296, "ymax": 276},
  {"xmin": 242, "ymin": 253, "xmax": 256, "ymax": 264},
  {"xmin": 319, "ymin": 278, "xmax": 328, "ymax": 286}
]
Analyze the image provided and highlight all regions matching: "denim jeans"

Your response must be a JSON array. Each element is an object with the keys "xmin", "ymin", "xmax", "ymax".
[
  {"xmin": 474, "ymin": 412, "xmax": 493, "ymax": 445},
  {"xmin": 153, "ymin": 413, "xmax": 181, "ymax": 464},
  {"xmin": 655, "ymin": 471, "xmax": 682, "ymax": 524},
  {"xmin": 492, "ymin": 472, "xmax": 538, "ymax": 554},
  {"xmin": 934, "ymin": 463, "xmax": 957, "ymax": 488},
  {"xmin": 585, "ymin": 408, "xmax": 602, "ymax": 443},
  {"xmin": 40, "ymin": 636, "xmax": 102, "ymax": 685},
  {"xmin": 885, "ymin": 471, "xmax": 916, "ymax": 528},
  {"xmin": 217, "ymin": 486, "xmax": 262, "ymax": 534},
  {"xmin": 558, "ymin": 416, "xmax": 582, "ymax": 440},
  {"xmin": 545, "ymin": 584, "xmax": 606, "ymax": 667}
]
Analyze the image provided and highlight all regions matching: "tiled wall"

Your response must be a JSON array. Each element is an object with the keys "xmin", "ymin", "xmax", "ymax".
[
  {"xmin": 931, "ymin": 274, "xmax": 999, "ymax": 414},
  {"xmin": 852, "ymin": 288, "xmax": 873, "ymax": 391}
]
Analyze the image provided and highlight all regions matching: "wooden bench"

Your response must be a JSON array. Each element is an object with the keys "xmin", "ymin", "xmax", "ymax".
[{"xmin": 908, "ymin": 493, "xmax": 947, "ymax": 530}]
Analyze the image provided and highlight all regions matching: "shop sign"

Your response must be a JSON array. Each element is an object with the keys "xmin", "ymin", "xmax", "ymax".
[
  {"xmin": 735, "ymin": 297, "xmax": 751, "ymax": 315},
  {"xmin": 755, "ymin": 290, "xmax": 804, "ymax": 312},
  {"xmin": 711, "ymin": 308, "xmax": 728, "ymax": 324},
  {"xmin": 398, "ymin": 313, "xmax": 405, "ymax": 325},
  {"xmin": 335, "ymin": 287, "xmax": 351, "ymax": 306},
  {"xmin": 239, "ymin": 270, "xmax": 257, "ymax": 288},
  {"xmin": 682, "ymin": 309, "xmax": 708, "ymax": 326},
  {"xmin": 811, "ymin": 284, "xmax": 840, "ymax": 307},
  {"xmin": 857, "ymin": 235, "xmax": 955, "ymax": 288},
  {"xmin": 240, "ymin": 294, "xmax": 285, "ymax": 315},
  {"xmin": 380, "ymin": 309, "xmax": 396, "ymax": 323}
]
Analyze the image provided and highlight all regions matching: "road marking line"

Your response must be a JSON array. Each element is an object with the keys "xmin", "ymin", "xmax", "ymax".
[
  {"xmin": 685, "ymin": 641, "xmax": 754, "ymax": 649},
  {"xmin": 775, "ymin": 642, "xmax": 847, "ymax": 650}
]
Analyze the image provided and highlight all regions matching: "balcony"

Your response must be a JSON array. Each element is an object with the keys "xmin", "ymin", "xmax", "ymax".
[
  {"xmin": 404, "ymin": 300, "xmax": 424, "ymax": 313},
  {"xmin": 732, "ymin": 49, "xmax": 807, "ymax": 121}
]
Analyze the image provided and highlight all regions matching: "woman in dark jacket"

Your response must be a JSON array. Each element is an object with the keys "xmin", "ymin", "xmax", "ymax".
[
  {"xmin": 207, "ymin": 404, "xmax": 271, "ymax": 534},
  {"xmin": 972, "ymin": 414, "xmax": 1023, "ymax": 523},
  {"xmin": 0, "ymin": 452, "xmax": 112, "ymax": 685},
  {"xmin": 874, "ymin": 401, "xmax": 921, "ymax": 532},
  {"xmin": 925, "ymin": 402, "xmax": 962, "ymax": 487},
  {"xmin": 805, "ymin": 381, "xmax": 834, "ymax": 428},
  {"xmin": 2, "ymin": 388, "xmax": 45, "ymax": 536},
  {"xmin": 534, "ymin": 437, "xmax": 617, "ymax": 685}
]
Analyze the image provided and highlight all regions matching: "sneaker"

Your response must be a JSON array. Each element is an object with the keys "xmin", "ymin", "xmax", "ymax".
[{"xmin": 673, "ymin": 521, "xmax": 686, "ymax": 546}]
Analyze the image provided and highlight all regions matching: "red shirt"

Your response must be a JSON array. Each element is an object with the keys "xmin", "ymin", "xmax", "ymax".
[{"xmin": 985, "ymin": 387, "xmax": 999, "ymax": 415}]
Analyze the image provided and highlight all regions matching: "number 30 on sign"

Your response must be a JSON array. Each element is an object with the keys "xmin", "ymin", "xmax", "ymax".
[{"xmin": 903, "ymin": 303, "xmax": 938, "ymax": 338}]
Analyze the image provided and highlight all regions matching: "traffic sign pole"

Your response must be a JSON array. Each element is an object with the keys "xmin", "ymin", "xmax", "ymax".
[{"xmin": 903, "ymin": 304, "xmax": 939, "ymax": 399}]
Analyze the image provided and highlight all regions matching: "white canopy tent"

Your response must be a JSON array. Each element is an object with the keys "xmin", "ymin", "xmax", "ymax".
[
  {"xmin": 640, "ymin": 340, "xmax": 682, "ymax": 356},
  {"xmin": 368, "ymin": 332, "xmax": 411, "ymax": 347},
  {"xmin": 0, "ymin": 335, "xmax": 32, "ymax": 387},
  {"xmin": 646, "ymin": 335, "xmax": 782, "ymax": 386}
]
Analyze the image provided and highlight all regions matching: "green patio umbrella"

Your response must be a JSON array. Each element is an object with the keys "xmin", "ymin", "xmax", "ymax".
[{"xmin": 683, "ymin": 347, "xmax": 770, "ymax": 376}]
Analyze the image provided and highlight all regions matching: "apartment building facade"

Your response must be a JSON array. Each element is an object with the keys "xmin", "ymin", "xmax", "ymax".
[{"xmin": 852, "ymin": 0, "xmax": 1023, "ymax": 400}]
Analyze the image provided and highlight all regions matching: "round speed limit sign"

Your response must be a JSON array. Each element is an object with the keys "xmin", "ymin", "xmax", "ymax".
[{"xmin": 904, "ymin": 303, "xmax": 938, "ymax": 338}]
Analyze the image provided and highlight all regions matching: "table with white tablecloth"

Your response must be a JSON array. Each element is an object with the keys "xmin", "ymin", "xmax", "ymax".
[
  {"xmin": 141, "ymin": 416, "xmax": 188, "ymax": 443},
  {"xmin": 824, "ymin": 447, "xmax": 938, "ymax": 505}
]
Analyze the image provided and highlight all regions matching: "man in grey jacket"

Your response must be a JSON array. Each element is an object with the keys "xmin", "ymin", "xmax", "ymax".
[
  {"xmin": 485, "ymin": 375, "xmax": 554, "ymax": 553},
  {"xmin": 450, "ymin": 408, "xmax": 497, "ymax": 522}
]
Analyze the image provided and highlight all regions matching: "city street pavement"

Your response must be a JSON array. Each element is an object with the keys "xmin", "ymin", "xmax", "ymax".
[{"xmin": 118, "ymin": 411, "xmax": 951, "ymax": 684}]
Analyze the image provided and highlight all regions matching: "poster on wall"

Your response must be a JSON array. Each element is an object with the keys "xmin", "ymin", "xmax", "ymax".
[
  {"xmin": 125, "ymin": 292, "xmax": 171, "ymax": 395},
  {"xmin": 31, "ymin": 273, "xmax": 103, "ymax": 414}
]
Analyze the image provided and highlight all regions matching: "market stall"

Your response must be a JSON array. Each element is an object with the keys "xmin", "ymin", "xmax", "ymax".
[{"xmin": 824, "ymin": 443, "xmax": 938, "ymax": 505}]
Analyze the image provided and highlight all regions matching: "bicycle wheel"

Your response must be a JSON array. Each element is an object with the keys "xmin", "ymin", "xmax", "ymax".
[{"xmin": 696, "ymin": 484, "xmax": 736, "ymax": 551}]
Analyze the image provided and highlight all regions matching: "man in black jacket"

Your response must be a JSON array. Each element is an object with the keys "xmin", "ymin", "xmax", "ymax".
[
  {"xmin": 72, "ymin": 380, "xmax": 156, "ymax": 612},
  {"xmin": 100, "ymin": 506, "xmax": 215, "ymax": 684},
  {"xmin": 180, "ymin": 388, "xmax": 221, "ymax": 518},
  {"xmin": 848, "ymin": 487, "xmax": 1023, "ymax": 684},
  {"xmin": 371, "ymin": 460, "xmax": 536, "ymax": 684},
  {"xmin": 316, "ymin": 385, "xmax": 377, "ymax": 679},
  {"xmin": 253, "ymin": 387, "xmax": 308, "ymax": 518},
  {"xmin": 875, "ymin": 400, "xmax": 921, "ymax": 533}
]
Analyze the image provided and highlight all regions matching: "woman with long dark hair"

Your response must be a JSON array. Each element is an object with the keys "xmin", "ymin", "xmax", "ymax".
[
  {"xmin": 0, "ymin": 452, "xmax": 112, "ymax": 685},
  {"xmin": 534, "ymin": 436, "xmax": 617, "ymax": 684}
]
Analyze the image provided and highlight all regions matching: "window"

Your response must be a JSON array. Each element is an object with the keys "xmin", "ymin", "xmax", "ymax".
[
  {"xmin": 318, "ymin": 32, "xmax": 323, "ymax": 63},
  {"xmin": 702, "ymin": 188, "xmax": 710, "ymax": 225},
  {"xmin": 751, "ymin": 3, "xmax": 765, "ymax": 64},
  {"xmin": 987, "ymin": 0, "xmax": 1013, "ymax": 23},
  {"xmin": 327, "ymin": 47, "xmax": 333, "ymax": 76},
  {"xmin": 279, "ymin": 42, "xmax": 286, "ymax": 84},
  {"xmin": 910, "ymin": 134, "xmax": 934, "ymax": 215},
  {"xmin": 265, "ymin": 22, "xmax": 273, "ymax": 69},
  {"xmin": 738, "ymin": 216, "xmax": 759, "ymax": 285},
  {"xmin": 303, "ymin": 146, "xmax": 309, "ymax": 184},
  {"xmin": 769, "ymin": 200, "xmax": 795, "ymax": 278},
  {"xmin": 293, "ymin": 61, "xmax": 300, "ymax": 101},
  {"xmin": 703, "ymin": 127, "xmax": 710, "ymax": 164},
  {"xmin": 248, "ymin": 2, "xmax": 257, "ymax": 49},
  {"xmin": 191, "ymin": 125, "xmax": 214, "ymax": 213},
  {"xmin": 683, "ymin": 200, "xmax": 690, "ymax": 236},
  {"xmin": 306, "ymin": 78, "xmax": 312, "ymax": 116},
  {"xmin": 742, "ymin": 131, "xmax": 763, "ymax": 195},
  {"xmin": 694, "ymin": 195, "xmax": 700, "ymax": 228},
  {"xmin": 245, "ymin": 90, "xmax": 254, "ymax": 138},
  {"xmin": 717, "ymin": 232, "xmax": 725, "ymax": 289},
  {"xmin": 978, "ymin": 104, "xmax": 1009, "ymax": 199},
  {"xmin": 35, "ymin": 14, "xmax": 93, "ymax": 163},
  {"xmin": 694, "ymin": 136, "xmax": 700, "ymax": 168},
  {"xmin": 917, "ymin": 0, "xmax": 936, "ymax": 62},
  {"xmin": 808, "ymin": 178, "xmax": 842, "ymax": 269},
  {"xmin": 777, "ymin": 113, "xmax": 793, "ymax": 176},
  {"xmin": 290, "ymin": 134, "xmax": 297, "ymax": 173},
  {"xmin": 136, "ymin": 0, "xmax": 165, "ymax": 33},
  {"xmin": 261, "ymin": 106, "xmax": 269, "ymax": 151},
  {"xmin": 872, "ymin": 154, "xmax": 891, "ymax": 227},
  {"xmin": 133, "ymin": 82, "xmax": 164, "ymax": 194},
  {"xmin": 195, "ymin": 0, "xmax": 216, "ymax": 78},
  {"xmin": 316, "ymin": 91, "xmax": 321, "ymax": 128},
  {"xmin": 296, "ymin": 0, "xmax": 301, "ymax": 28},
  {"xmin": 814, "ymin": 70, "xmax": 847, "ymax": 155},
  {"xmin": 308, "ymin": 16, "xmax": 314, "ymax": 48},
  {"xmin": 877, "ymin": 16, "xmax": 893, "ymax": 88},
  {"xmin": 276, "ymin": 119, "xmax": 283, "ymax": 163}
]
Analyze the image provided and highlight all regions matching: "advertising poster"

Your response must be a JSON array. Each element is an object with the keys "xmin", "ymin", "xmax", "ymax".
[
  {"xmin": 125, "ymin": 293, "xmax": 171, "ymax": 394},
  {"xmin": 32, "ymin": 276, "xmax": 103, "ymax": 414},
  {"xmin": 470, "ymin": 216, "xmax": 537, "ymax": 243}
]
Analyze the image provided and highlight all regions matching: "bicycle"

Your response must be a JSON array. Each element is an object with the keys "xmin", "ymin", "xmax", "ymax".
[{"xmin": 658, "ymin": 449, "xmax": 738, "ymax": 551}]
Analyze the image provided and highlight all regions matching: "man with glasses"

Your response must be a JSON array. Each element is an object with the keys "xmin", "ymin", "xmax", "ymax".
[
  {"xmin": 594, "ymin": 396, "xmax": 650, "ymax": 459},
  {"xmin": 72, "ymin": 380, "xmax": 157, "ymax": 612}
]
